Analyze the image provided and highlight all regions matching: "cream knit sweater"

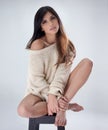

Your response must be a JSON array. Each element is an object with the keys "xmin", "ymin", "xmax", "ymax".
[{"xmin": 25, "ymin": 43, "xmax": 74, "ymax": 100}]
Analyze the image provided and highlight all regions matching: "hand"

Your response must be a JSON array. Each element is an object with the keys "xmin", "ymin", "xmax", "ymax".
[
  {"xmin": 47, "ymin": 94, "xmax": 59, "ymax": 115},
  {"xmin": 58, "ymin": 96, "xmax": 69, "ymax": 111}
]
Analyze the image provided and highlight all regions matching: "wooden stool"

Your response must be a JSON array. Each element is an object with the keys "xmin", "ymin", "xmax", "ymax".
[{"xmin": 29, "ymin": 114, "xmax": 65, "ymax": 130}]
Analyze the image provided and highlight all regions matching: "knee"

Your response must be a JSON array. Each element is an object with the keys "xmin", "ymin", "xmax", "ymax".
[
  {"xmin": 17, "ymin": 104, "xmax": 27, "ymax": 117},
  {"xmin": 17, "ymin": 104, "xmax": 32, "ymax": 118},
  {"xmin": 81, "ymin": 58, "xmax": 93, "ymax": 69}
]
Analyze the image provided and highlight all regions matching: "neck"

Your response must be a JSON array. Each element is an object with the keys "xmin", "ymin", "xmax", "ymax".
[{"xmin": 45, "ymin": 34, "xmax": 56, "ymax": 44}]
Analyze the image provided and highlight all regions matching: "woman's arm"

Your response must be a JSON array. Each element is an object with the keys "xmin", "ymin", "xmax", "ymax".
[
  {"xmin": 26, "ymin": 52, "xmax": 50, "ymax": 95},
  {"xmin": 48, "ymin": 62, "xmax": 72, "ymax": 96},
  {"xmin": 48, "ymin": 46, "xmax": 76, "ymax": 97},
  {"xmin": 26, "ymin": 40, "xmax": 49, "ymax": 96}
]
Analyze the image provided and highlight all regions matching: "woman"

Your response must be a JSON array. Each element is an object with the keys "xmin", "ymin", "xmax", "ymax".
[{"xmin": 17, "ymin": 6, "xmax": 93, "ymax": 126}]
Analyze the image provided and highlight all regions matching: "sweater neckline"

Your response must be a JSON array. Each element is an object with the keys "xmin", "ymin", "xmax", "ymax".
[
  {"xmin": 40, "ymin": 39, "xmax": 56, "ymax": 47},
  {"xmin": 28, "ymin": 42, "xmax": 56, "ymax": 54}
]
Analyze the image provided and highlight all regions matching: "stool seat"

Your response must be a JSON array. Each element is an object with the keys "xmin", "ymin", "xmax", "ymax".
[{"xmin": 29, "ymin": 114, "xmax": 65, "ymax": 130}]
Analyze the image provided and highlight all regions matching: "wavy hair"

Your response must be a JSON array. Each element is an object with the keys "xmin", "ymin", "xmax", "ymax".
[{"xmin": 26, "ymin": 6, "xmax": 76, "ymax": 65}]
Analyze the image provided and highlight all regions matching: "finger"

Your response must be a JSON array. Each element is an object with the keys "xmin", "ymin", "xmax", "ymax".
[
  {"xmin": 48, "ymin": 108, "xmax": 53, "ymax": 115},
  {"xmin": 55, "ymin": 106, "xmax": 59, "ymax": 113},
  {"xmin": 59, "ymin": 108, "xmax": 66, "ymax": 112},
  {"xmin": 59, "ymin": 99, "xmax": 66, "ymax": 104},
  {"xmin": 59, "ymin": 102, "xmax": 65, "ymax": 108},
  {"xmin": 49, "ymin": 111, "xmax": 53, "ymax": 115},
  {"xmin": 61, "ymin": 120, "xmax": 65, "ymax": 126},
  {"xmin": 57, "ymin": 118, "xmax": 62, "ymax": 126},
  {"xmin": 59, "ymin": 100, "xmax": 66, "ymax": 106},
  {"xmin": 58, "ymin": 119, "xmax": 62, "ymax": 126},
  {"xmin": 62, "ymin": 118, "xmax": 67, "ymax": 126},
  {"xmin": 60, "ymin": 98, "xmax": 68, "ymax": 106},
  {"xmin": 56, "ymin": 106, "xmax": 59, "ymax": 112},
  {"xmin": 59, "ymin": 102, "xmax": 68, "ymax": 110},
  {"xmin": 53, "ymin": 108, "xmax": 57, "ymax": 113},
  {"xmin": 55, "ymin": 116, "xmax": 59, "ymax": 126},
  {"xmin": 59, "ymin": 104, "xmax": 67, "ymax": 110},
  {"xmin": 59, "ymin": 102, "xmax": 64, "ymax": 107},
  {"xmin": 62, "ymin": 96, "xmax": 69, "ymax": 102}
]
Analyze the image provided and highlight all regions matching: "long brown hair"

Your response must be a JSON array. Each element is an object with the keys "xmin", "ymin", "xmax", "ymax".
[
  {"xmin": 26, "ymin": 6, "xmax": 76, "ymax": 65},
  {"xmin": 56, "ymin": 24, "xmax": 76, "ymax": 65}
]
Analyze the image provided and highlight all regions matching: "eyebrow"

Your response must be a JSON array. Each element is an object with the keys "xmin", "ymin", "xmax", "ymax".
[{"xmin": 43, "ymin": 14, "xmax": 55, "ymax": 20}]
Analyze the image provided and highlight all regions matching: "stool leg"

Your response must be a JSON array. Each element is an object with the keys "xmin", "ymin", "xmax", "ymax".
[
  {"xmin": 29, "ymin": 119, "xmax": 39, "ymax": 130},
  {"xmin": 29, "ymin": 119, "xmax": 35, "ymax": 130},
  {"xmin": 35, "ymin": 123, "xmax": 39, "ymax": 130},
  {"xmin": 58, "ymin": 126, "xmax": 65, "ymax": 130},
  {"xmin": 29, "ymin": 123, "xmax": 39, "ymax": 130}
]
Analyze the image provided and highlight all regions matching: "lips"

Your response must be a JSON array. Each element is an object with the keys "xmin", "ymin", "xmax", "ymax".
[{"xmin": 50, "ymin": 27, "xmax": 56, "ymax": 30}]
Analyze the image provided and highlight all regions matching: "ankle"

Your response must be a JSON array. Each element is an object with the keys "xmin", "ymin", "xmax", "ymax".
[
  {"xmin": 58, "ymin": 109, "xmax": 66, "ymax": 114},
  {"xmin": 68, "ymin": 104, "xmax": 73, "ymax": 110}
]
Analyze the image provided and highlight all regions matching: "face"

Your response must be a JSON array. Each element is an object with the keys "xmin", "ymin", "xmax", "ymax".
[{"xmin": 41, "ymin": 12, "xmax": 59, "ymax": 35}]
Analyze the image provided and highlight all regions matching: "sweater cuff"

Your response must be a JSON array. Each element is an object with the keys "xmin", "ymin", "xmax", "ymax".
[{"xmin": 48, "ymin": 87, "xmax": 63, "ymax": 96}]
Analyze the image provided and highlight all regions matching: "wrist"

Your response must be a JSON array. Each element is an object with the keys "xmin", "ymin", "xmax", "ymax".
[{"xmin": 48, "ymin": 94, "xmax": 56, "ymax": 97}]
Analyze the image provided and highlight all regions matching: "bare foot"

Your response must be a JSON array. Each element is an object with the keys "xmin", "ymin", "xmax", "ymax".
[
  {"xmin": 58, "ymin": 96, "xmax": 84, "ymax": 112},
  {"xmin": 55, "ymin": 111, "xmax": 66, "ymax": 126},
  {"xmin": 68, "ymin": 103, "xmax": 84, "ymax": 112}
]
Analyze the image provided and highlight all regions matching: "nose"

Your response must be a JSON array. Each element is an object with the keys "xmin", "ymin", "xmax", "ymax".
[{"xmin": 49, "ymin": 21, "xmax": 53, "ymax": 26}]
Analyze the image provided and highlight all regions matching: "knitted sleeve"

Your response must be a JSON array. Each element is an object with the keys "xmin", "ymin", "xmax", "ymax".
[
  {"xmin": 26, "ymin": 51, "xmax": 49, "ymax": 96},
  {"xmin": 48, "ymin": 63, "xmax": 72, "ymax": 96},
  {"xmin": 48, "ymin": 50, "xmax": 75, "ymax": 97}
]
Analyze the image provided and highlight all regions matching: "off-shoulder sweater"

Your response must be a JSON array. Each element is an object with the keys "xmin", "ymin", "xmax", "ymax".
[{"xmin": 25, "ymin": 43, "xmax": 75, "ymax": 100}]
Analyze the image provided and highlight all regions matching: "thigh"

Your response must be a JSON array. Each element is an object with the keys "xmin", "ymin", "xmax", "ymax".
[{"xmin": 19, "ymin": 94, "xmax": 42, "ymax": 108}]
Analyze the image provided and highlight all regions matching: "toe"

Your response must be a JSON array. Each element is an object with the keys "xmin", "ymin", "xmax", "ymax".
[{"xmin": 55, "ymin": 116, "xmax": 58, "ymax": 126}]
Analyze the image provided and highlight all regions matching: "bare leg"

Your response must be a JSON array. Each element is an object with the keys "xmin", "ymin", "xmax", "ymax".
[
  {"xmin": 17, "ymin": 94, "xmax": 48, "ymax": 118},
  {"xmin": 55, "ymin": 58, "xmax": 93, "ymax": 126}
]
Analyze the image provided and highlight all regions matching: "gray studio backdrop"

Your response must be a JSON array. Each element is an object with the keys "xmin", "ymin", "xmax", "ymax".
[{"xmin": 0, "ymin": 0, "xmax": 108, "ymax": 130}]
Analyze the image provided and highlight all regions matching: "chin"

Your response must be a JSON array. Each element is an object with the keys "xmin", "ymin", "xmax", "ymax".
[{"xmin": 50, "ymin": 30, "xmax": 58, "ymax": 34}]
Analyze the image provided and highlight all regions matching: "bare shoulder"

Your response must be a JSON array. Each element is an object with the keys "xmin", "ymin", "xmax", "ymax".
[{"xmin": 30, "ymin": 39, "xmax": 44, "ymax": 50}]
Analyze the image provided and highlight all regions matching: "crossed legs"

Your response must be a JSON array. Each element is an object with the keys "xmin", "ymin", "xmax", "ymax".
[{"xmin": 17, "ymin": 58, "xmax": 93, "ymax": 124}]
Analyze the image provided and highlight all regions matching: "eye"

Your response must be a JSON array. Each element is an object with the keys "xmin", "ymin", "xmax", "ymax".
[
  {"xmin": 50, "ymin": 16, "xmax": 56, "ymax": 20},
  {"xmin": 42, "ymin": 20, "xmax": 47, "ymax": 24}
]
